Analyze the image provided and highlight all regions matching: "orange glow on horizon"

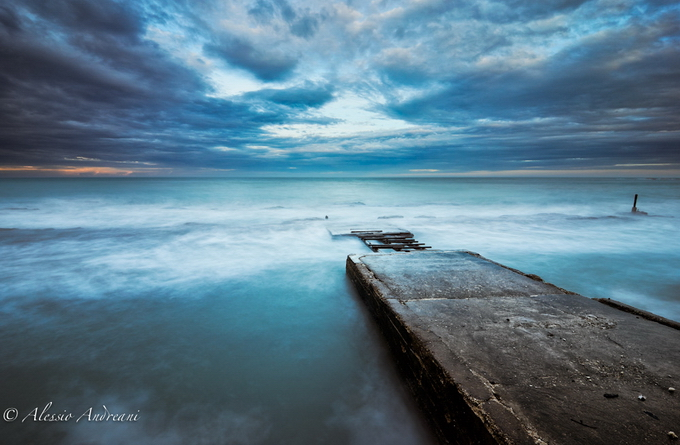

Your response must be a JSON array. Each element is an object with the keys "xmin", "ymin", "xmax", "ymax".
[{"xmin": 0, "ymin": 165, "xmax": 170, "ymax": 177}]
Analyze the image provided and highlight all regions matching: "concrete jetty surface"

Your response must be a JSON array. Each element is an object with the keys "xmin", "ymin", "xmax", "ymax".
[{"xmin": 347, "ymin": 250, "xmax": 680, "ymax": 445}]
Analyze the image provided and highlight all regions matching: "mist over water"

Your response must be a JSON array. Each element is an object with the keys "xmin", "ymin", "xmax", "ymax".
[{"xmin": 1, "ymin": 177, "xmax": 678, "ymax": 444}]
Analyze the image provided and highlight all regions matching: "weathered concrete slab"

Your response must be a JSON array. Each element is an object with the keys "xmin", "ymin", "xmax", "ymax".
[
  {"xmin": 347, "ymin": 250, "xmax": 680, "ymax": 445},
  {"xmin": 360, "ymin": 251, "xmax": 570, "ymax": 300}
]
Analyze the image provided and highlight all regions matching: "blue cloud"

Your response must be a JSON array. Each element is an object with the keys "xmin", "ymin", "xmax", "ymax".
[
  {"xmin": 245, "ymin": 83, "xmax": 335, "ymax": 109},
  {"xmin": 0, "ymin": 0, "xmax": 678, "ymax": 176},
  {"xmin": 205, "ymin": 36, "xmax": 298, "ymax": 82}
]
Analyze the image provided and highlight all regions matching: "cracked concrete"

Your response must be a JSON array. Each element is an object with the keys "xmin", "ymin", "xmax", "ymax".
[{"xmin": 347, "ymin": 250, "xmax": 680, "ymax": 445}]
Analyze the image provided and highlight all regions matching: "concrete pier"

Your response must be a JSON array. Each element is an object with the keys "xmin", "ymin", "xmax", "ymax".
[{"xmin": 347, "ymin": 250, "xmax": 680, "ymax": 445}]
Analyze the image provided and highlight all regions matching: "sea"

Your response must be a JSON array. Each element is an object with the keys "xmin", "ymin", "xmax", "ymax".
[{"xmin": 1, "ymin": 177, "xmax": 678, "ymax": 444}]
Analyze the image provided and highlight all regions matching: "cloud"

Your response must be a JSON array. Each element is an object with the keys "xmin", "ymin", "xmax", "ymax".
[
  {"xmin": 0, "ymin": 0, "xmax": 284, "ymax": 172},
  {"xmin": 248, "ymin": 0, "xmax": 296, "ymax": 24},
  {"xmin": 0, "ymin": 0, "xmax": 678, "ymax": 176},
  {"xmin": 289, "ymin": 13, "xmax": 321, "ymax": 39},
  {"xmin": 0, "ymin": 5, "xmax": 21, "ymax": 33},
  {"xmin": 244, "ymin": 82, "xmax": 335, "ymax": 109},
  {"xmin": 23, "ymin": 0, "xmax": 143, "ymax": 37},
  {"xmin": 204, "ymin": 36, "xmax": 298, "ymax": 82}
]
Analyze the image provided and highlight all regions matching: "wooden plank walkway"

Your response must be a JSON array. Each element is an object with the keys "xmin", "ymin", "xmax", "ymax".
[{"xmin": 349, "ymin": 229, "xmax": 432, "ymax": 252}]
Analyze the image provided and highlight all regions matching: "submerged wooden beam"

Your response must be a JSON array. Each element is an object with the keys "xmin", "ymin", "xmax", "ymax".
[
  {"xmin": 367, "ymin": 244, "xmax": 432, "ymax": 250},
  {"xmin": 332, "ymin": 228, "xmax": 431, "ymax": 253}
]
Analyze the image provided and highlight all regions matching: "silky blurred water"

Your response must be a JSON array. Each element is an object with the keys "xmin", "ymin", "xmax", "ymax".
[{"xmin": 0, "ymin": 177, "xmax": 678, "ymax": 444}]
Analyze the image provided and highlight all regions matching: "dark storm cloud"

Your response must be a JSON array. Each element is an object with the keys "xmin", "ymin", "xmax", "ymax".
[
  {"xmin": 244, "ymin": 83, "xmax": 335, "ymax": 109},
  {"xmin": 0, "ymin": 0, "xmax": 281, "ymax": 172},
  {"xmin": 0, "ymin": 5, "xmax": 21, "ymax": 33},
  {"xmin": 375, "ymin": 2, "xmax": 680, "ymax": 172},
  {"xmin": 205, "ymin": 0, "xmax": 328, "ymax": 80},
  {"xmin": 204, "ymin": 36, "xmax": 298, "ymax": 82},
  {"xmin": 0, "ymin": 0, "xmax": 678, "ymax": 175},
  {"xmin": 23, "ymin": 0, "xmax": 143, "ymax": 37}
]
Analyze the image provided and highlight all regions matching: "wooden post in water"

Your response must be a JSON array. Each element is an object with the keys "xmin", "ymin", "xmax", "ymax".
[{"xmin": 631, "ymin": 194, "xmax": 647, "ymax": 214}]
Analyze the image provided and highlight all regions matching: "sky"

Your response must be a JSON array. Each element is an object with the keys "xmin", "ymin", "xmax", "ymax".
[{"xmin": 0, "ymin": 0, "xmax": 678, "ymax": 177}]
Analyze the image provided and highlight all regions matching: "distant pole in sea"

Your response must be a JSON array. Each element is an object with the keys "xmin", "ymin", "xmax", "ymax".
[{"xmin": 631, "ymin": 194, "xmax": 647, "ymax": 215}]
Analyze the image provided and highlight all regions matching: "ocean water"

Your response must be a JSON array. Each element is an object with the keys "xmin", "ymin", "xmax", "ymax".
[{"xmin": 0, "ymin": 177, "xmax": 678, "ymax": 444}]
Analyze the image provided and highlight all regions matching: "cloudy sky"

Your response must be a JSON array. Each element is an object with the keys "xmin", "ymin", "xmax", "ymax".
[{"xmin": 1, "ymin": 0, "xmax": 678, "ymax": 177}]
